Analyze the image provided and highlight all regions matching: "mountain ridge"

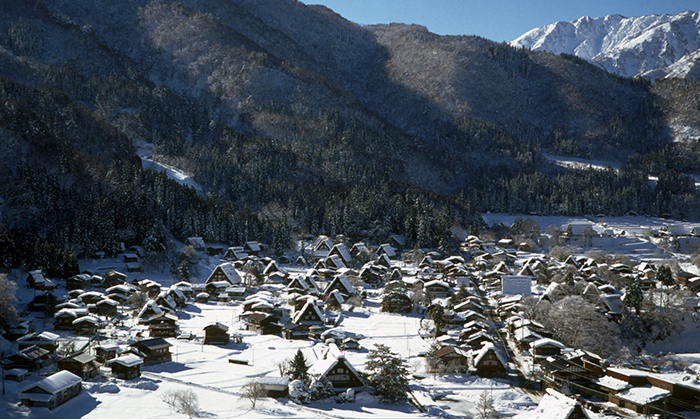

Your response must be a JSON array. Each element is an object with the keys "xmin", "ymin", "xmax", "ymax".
[{"xmin": 510, "ymin": 11, "xmax": 700, "ymax": 80}]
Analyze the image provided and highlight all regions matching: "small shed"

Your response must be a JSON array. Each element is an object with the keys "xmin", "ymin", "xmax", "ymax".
[
  {"xmin": 258, "ymin": 376, "xmax": 291, "ymax": 398},
  {"xmin": 110, "ymin": 354, "xmax": 144, "ymax": 380},
  {"xmin": 203, "ymin": 322, "xmax": 229, "ymax": 345}
]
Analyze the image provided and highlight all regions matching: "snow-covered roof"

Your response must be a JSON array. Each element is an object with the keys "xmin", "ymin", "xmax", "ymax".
[
  {"xmin": 137, "ymin": 300, "xmax": 163, "ymax": 319},
  {"xmin": 326, "ymin": 289, "xmax": 345, "ymax": 304},
  {"xmin": 424, "ymin": 279, "xmax": 450, "ymax": 289},
  {"xmin": 308, "ymin": 354, "xmax": 361, "ymax": 382},
  {"xmin": 529, "ymin": 388, "xmax": 587, "ymax": 419},
  {"xmin": 18, "ymin": 331, "xmax": 60, "ymax": 343},
  {"xmin": 513, "ymin": 326, "xmax": 542, "ymax": 342},
  {"xmin": 19, "ymin": 370, "xmax": 81, "ymax": 395},
  {"xmin": 617, "ymin": 386, "xmax": 671, "ymax": 405},
  {"xmin": 593, "ymin": 375, "xmax": 632, "ymax": 392},
  {"xmin": 106, "ymin": 284, "xmax": 135, "ymax": 294},
  {"xmin": 207, "ymin": 262, "xmax": 242, "ymax": 284},
  {"xmin": 600, "ymin": 294, "xmax": 623, "ymax": 314},
  {"xmin": 292, "ymin": 300, "xmax": 325, "ymax": 325},
  {"xmin": 324, "ymin": 274, "xmax": 354, "ymax": 295},
  {"xmin": 331, "ymin": 244, "xmax": 352, "ymax": 263},
  {"xmin": 530, "ymin": 338, "xmax": 565, "ymax": 349},
  {"xmin": 472, "ymin": 342, "xmax": 507, "ymax": 367},
  {"xmin": 72, "ymin": 315, "xmax": 99, "ymax": 325}
]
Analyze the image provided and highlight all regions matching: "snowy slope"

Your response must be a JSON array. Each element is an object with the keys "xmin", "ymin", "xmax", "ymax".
[{"xmin": 510, "ymin": 11, "xmax": 700, "ymax": 80}]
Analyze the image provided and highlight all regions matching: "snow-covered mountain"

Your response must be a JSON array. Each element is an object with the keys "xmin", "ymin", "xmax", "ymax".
[{"xmin": 510, "ymin": 11, "xmax": 700, "ymax": 80}]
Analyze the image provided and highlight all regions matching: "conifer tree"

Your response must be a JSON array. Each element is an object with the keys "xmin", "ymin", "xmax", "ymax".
[
  {"xmin": 364, "ymin": 344, "xmax": 410, "ymax": 403},
  {"xmin": 623, "ymin": 277, "xmax": 644, "ymax": 315},
  {"xmin": 288, "ymin": 349, "xmax": 309, "ymax": 381}
]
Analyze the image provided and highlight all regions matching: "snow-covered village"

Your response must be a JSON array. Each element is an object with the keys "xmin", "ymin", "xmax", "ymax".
[
  {"xmin": 2, "ymin": 213, "xmax": 700, "ymax": 419},
  {"xmin": 3, "ymin": 0, "xmax": 700, "ymax": 419}
]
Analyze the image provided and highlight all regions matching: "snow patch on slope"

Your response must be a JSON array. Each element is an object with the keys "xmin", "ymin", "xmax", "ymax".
[{"xmin": 136, "ymin": 140, "xmax": 203, "ymax": 193}]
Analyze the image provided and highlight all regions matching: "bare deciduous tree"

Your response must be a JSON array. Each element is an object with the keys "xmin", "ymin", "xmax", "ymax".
[
  {"xmin": 240, "ymin": 380, "xmax": 266, "ymax": 408},
  {"xmin": 162, "ymin": 389, "xmax": 199, "ymax": 418},
  {"xmin": 475, "ymin": 390, "xmax": 499, "ymax": 418}
]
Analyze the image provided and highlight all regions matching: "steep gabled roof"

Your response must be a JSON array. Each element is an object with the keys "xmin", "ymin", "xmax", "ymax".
[
  {"xmin": 206, "ymin": 262, "xmax": 242, "ymax": 285},
  {"xmin": 324, "ymin": 274, "xmax": 354, "ymax": 296},
  {"xmin": 473, "ymin": 342, "xmax": 507, "ymax": 367},
  {"xmin": 137, "ymin": 300, "xmax": 163, "ymax": 319},
  {"xmin": 530, "ymin": 388, "xmax": 589, "ymax": 419},
  {"xmin": 292, "ymin": 300, "xmax": 325, "ymax": 325}
]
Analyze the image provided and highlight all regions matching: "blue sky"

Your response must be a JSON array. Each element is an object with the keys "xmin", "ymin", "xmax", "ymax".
[{"xmin": 307, "ymin": 1, "xmax": 698, "ymax": 42}]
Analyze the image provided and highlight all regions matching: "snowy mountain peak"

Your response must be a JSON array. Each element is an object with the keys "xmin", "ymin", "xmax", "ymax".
[{"xmin": 510, "ymin": 11, "xmax": 700, "ymax": 80}]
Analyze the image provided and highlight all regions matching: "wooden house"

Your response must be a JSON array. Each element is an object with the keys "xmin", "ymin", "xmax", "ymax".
[
  {"xmin": 340, "ymin": 337, "xmax": 361, "ymax": 351},
  {"xmin": 293, "ymin": 300, "xmax": 325, "ymax": 325},
  {"xmin": 149, "ymin": 321, "xmax": 177, "ymax": 338},
  {"xmin": 225, "ymin": 285, "xmax": 248, "ymax": 300},
  {"xmin": 433, "ymin": 345, "xmax": 471, "ymax": 373},
  {"xmin": 206, "ymin": 262, "xmax": 242, "ymax": 285},
  {"xmin": 223, "ymin": 246, "xmax": 248, "ymax": 261},
  {"xmin": 245, "ymin": 313, "xmax": 282, "ymax": 335},
  {"xmin": 359, "ymin": 264, "xmax": 382, "ymax": 286},
  {"xmin": 530, "ymin": 338, "xmax": 566, "ymax": 359},
  {"xmin": 94, "ymin": 298, "xmax": 119, "ymax": 317},
  {"xmin": 72, "ymin": 316, "xmax": 99, "ymax": 335},
  {"xmin": 103, "ymin": 270, "xmax": 127, "ymax": 288},
  {"xmin": 323, "ymin": 274, "xmax": 355, "ymax": 297},
  {"xmin": 377, "ymin": 244, "xmax": 396, "ymax": 259},
  {"xmin": 258, "ymin": 376, "xmax": 291, "ymax": 398},
  {"xmin": 243, "ymin": 241, "xmax": 261, "ymax": 255},
  {"xmin": 424, "ymin": 280, "xmax": 451, "ymax": 298},
  {"xmin": 2, "ymin": 345, "xmax": 53, "ymax": 372},
  {"xmin": 529, "ymin": 388, "xmax": 590, "ymax": 419},
  {"xmin": 349, "ymin": 242, "xmax": 370, "ymax": 258},
  {"xmin": 19, "ymin": 370, "xmax": 82, "ymax": 409},
  {"xmin": 329, "ymin": 244, "xmax": 352, "ymax": 265},
  {"xmin": 325, "ymin": 290, "xmax": 344, "ymax": 311},
  {"xmin": 387, "ymin": 235, "xmax": 407, "ymax": 253},
  {"xmin": 128, "ymin": 338, "xmax": 172, "ymax": 364},
  {"xmin": 323, "ymin": 255, "xmax": 346, "ymax": 271},
  {"xmin": 282, "ymin": 322, "xmax": 310, "ymax": 340},
  {"xmin": 287, "ymin": 276, "xmax": 319, "ymax": 295},
  {"xmin": 471, "ymin": 343, "xmax": 507, "ymax": 377},
  {"xmin": 109, "ymin": 354, "xmax": 143, "ymax": 380},
  {"xmin": 313, "ymin": 236, "xmax": 334, "ymax": 259},
  {"xmin": 17, "ymin": 331, "xmax": 59, "ymax": 354},
  {"xmin": 137, "ymin": 300, "xmax": 163, "ymax": 324},
  {"xmin": 5, "ymin": 368, "xmax": 27, "ymax": 382},
  {"xmin": 27, "ymin": 270, "xmax": 47, "ymax": 290},
  {"xmin": 67, "ymin": 274, "xmax": 92, "ymax": 290},
  {"xmin": 203, "ymin": 322, "xmax": 229, "ymax": 345},
  {"xmin": 94, "ymin": 344, "xmax": 119, "ymax": 364},
  {"xmin": 57, "ymin": 352, "xmax": 100, "ymax": 380},
  {"xmin": 463, "ymin": 331, "xmax": 496, "ymax": 349},
  {"xmin": 54, "ymin": 308, "xmax": 88, "ymax": 330},
  {"xmin": 308, "ymin": 354, "xmax": 364, "ymax": 391}
]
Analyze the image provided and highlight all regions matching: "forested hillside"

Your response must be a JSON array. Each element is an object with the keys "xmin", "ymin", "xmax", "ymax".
[{"xmin": 0, "ymin": 0, "xmax": 699, "ymax": 269}]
